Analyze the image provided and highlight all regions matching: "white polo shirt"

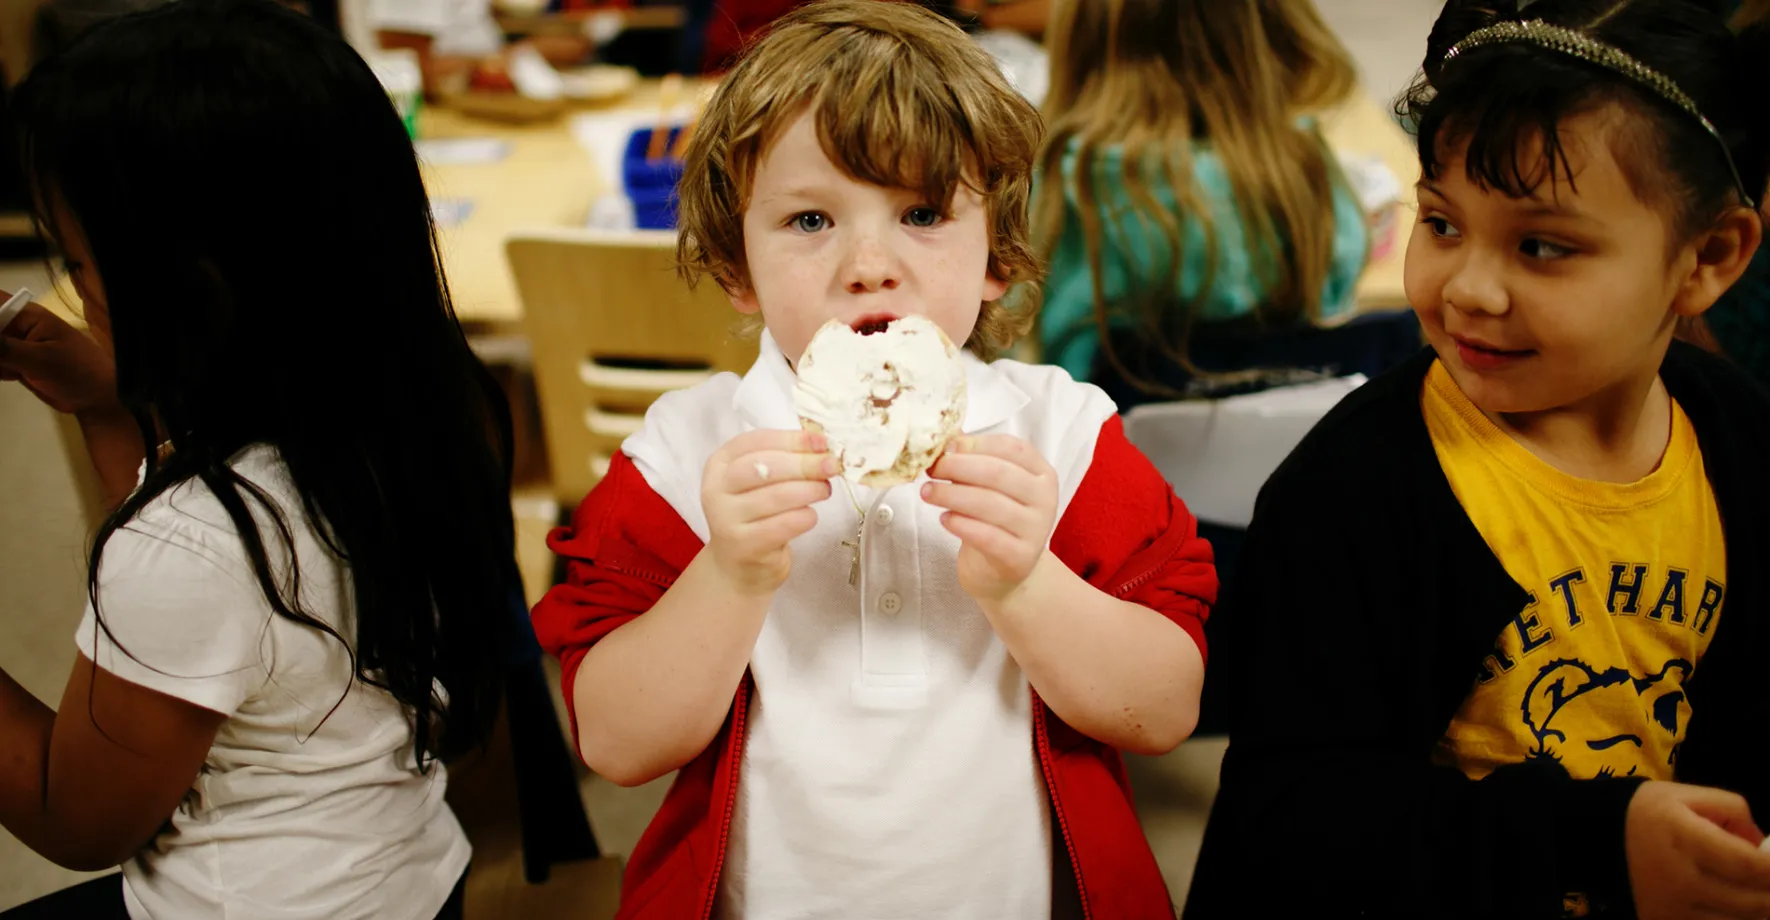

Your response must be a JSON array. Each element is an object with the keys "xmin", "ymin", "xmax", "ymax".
[
  {"xmin": 76, "ymin": 445, "xmax": 471, "ymax": 920},
  {"xmin": 622, "ymin": 332, "xmax": 1119, "ymax": 919}
]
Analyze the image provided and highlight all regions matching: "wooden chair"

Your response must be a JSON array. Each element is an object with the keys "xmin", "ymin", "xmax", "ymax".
[
  {"xmin": 506, "ymin": 227, "xmax": 759, "ymax": 509},
  {"xmin": 500, "ymin": 228, "xmax": 757, "ymax": 883}
]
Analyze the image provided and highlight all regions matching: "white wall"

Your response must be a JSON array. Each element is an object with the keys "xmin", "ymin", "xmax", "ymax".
[{"xmin": 1315, "ymin": 0, "xmax": 1442, "ymax": 111}]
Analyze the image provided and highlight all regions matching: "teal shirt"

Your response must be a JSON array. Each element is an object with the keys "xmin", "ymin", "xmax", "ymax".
[{"xmin": 1037, "ymin": 138, "xmax": 1370, "ymax": 381}]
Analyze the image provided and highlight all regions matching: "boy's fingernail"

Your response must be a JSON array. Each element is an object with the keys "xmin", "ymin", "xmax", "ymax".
[
  {"xmin": 920, "ymin": 483, "xmax": 932, "ymax": 499},
  {"xmin": 822, "ymin": 457, "xmax": 839, "ymax": 476}
]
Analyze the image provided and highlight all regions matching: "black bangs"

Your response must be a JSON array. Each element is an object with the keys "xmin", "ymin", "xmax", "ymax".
[
  {"xmin": 1407, "ymin": 49, "xmax": 1599, "ymax": 202},
  {"xmin": 1399, "ymin": 0, "xmax": 1768, "ymax": 240}
]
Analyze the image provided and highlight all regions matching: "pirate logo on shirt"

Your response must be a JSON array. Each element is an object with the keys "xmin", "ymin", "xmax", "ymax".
[{"xmin": 1520, "ymin": 657, "xmax": 1693, "ymax": 778}]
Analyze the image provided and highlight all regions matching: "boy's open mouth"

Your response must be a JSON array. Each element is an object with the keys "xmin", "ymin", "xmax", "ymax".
[{"xmin": 850, "ymin": 313, "xmax": 900, "ymax": 336}]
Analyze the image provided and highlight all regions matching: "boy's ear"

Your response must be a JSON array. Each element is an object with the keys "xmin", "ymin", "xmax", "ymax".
[
  {"xmin": 982, "ymin": 266, "xmax": 1009, "ymax": 303},
  {"xmin": 1673, "ymin": 206, "xmax": 1763, "ymax": 318},
  {"xmin": 726, "ymin": 282, "xmax": 762, "ymax": 315}
]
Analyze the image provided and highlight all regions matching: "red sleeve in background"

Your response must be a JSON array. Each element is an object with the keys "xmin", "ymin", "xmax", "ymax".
[
  {"xmin": 530, "ymin": 453, "xmax": 704, "ymax": 752},
  {"xmin": 1049, "ymin": 415, "xmax": 1217, "ymax": 662}
]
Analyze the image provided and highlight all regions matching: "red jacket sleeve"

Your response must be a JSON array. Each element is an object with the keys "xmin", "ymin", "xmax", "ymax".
[
  {"xmin": 1049, "ymin": 415, "xmax": 1217, "ymax": 662},
  {"xmin": 529, "ymin": 453, "xmax": 703, "ymax": 750}
]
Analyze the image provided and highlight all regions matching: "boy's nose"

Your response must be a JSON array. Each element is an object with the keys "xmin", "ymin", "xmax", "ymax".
[
  {"xmin": 1441, "ymin": 251, "xmax": 1509, "ymax": 317},
  {"xmin": 843, "ymin": 236, "xmax": 900, "ymax": 293}
]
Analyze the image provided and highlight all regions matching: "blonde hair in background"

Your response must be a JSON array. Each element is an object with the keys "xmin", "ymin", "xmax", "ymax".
[
  {"xmin": 675, "ymin": 0, "xmax": 1045, "ymax": 360},
  {"xmin": 1035, "ymin": 0, "xmax": 1359, "ymax": 386}
]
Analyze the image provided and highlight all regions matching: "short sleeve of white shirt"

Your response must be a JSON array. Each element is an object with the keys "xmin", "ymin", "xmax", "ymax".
[{"xmin": 75, "ymin": 506, "xmax": 271, "ymax": 716}]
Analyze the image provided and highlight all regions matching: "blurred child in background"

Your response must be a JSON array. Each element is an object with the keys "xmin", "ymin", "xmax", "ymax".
[{"xmin": 1033, "ymin": 0, "xmax": 1392, "ymax": 409}]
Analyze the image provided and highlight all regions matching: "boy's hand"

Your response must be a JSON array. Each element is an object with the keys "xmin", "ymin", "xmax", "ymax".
[
  {"xmin": 1626, "ymin": 780, "xmax": 1770, "ymax": 920},
  {"xmin": 0, "ymin": 300, "xmax": 120, "ymax": 417},
  {"xmin": 702, "ymin": 430, "xmax": 835, "ymax": 597},
  {"xmin": 923, "ymin": 435, "xmax": 1058, "ymax": 606}
]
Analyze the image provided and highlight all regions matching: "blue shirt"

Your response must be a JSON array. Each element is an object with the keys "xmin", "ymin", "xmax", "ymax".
[{"xmin": 1036, "ymin": 136, "xmax": 1370, "ymax": 381}]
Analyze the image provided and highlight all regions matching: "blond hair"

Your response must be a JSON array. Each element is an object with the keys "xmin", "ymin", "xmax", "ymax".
[
  {"xmin": 675, "ymin": 0, "xmax": 1043, "ymax": 359},
  {"xmin": 1035, "ymin": 0, "xmax": 1359, "ymax": 385}
]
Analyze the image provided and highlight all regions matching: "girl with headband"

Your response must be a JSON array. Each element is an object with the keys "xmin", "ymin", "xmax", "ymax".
[{"xmin": 1187, "ymin": 2, "xmax": 1770, "ymax": 918}]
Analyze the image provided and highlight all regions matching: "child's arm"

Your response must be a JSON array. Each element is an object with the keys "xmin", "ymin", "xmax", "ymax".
[
  {"xmin": 0, "ymin": 658, "xmax": 224, "ymax": 870},
  {"xmin": 533, "ymin": 430, "xmax": 833, "ymax": 787},
  {"xmin": 978, "ymin": 552, "xmax": 1204, "ymax": 754},
  {"xmin": 923, "ymin": 417, "xmax": 1214, "ymax": 755}
]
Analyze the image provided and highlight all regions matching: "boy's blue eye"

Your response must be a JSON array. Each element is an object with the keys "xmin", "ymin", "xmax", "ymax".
[
  {"xmin": 791, "ymin": 213, "xmax": 828, "ymax": 233},
  {"xmin": 904, "ymin": 207, "xmax": 941, "ymax": 228}
]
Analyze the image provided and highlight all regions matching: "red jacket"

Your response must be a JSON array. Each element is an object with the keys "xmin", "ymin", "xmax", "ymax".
[{"xmin": 533, "ymin": 416, "xmax": 1215, "ymax": 919}]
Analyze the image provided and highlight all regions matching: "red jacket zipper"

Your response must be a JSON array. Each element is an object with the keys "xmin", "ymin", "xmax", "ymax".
[
  {"xmin": 1034, "ymin": 694, "xmax": 1091, "ymax": 920},
  {"xmin": 699, "ymin": 678, "xmax": 751, "ymax": 920}
]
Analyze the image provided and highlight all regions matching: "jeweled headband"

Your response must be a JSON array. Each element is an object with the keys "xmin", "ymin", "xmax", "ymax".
[{"xmin": 1441, "ymin": 19, "xmax": 1758, "ymax": 210}]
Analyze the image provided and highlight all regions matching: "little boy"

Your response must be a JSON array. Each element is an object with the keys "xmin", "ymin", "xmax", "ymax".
[{"xmin": 529, "ymin": 2, "xmax": 1216, "ymax": 917}]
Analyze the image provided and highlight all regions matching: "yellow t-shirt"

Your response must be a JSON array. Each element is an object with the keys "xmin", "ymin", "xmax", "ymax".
[{"xmin": 1423, "ymin": 362, "xmax": 1725, "ymax": 782}]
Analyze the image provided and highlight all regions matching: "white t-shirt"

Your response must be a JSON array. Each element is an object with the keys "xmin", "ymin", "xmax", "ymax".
[
  {"xmin": 368, "ymin": 0, "xmax": 503, "ymax": 58},
  {"xmin": 75, "ymin": 446, "xmax": 472, "ymax": 920}
]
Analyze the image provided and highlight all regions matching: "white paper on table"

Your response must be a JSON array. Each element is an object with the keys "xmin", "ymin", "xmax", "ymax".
[
  {"xmin": 415, "ymin": 137, "xmax": 513, "ymax": 166},
  {"xmin": 586, "ymin": 193, "xmax": 636, "ymax": 231},
  {"xmin": 430, "ymin": 197, "xmax": 476, "ymax": 229}
]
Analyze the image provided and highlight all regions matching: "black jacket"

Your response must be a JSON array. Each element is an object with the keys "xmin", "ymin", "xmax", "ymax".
[{"xmin": 1184, "ymin": 343, "xmax": 1770, "ymax": 919}]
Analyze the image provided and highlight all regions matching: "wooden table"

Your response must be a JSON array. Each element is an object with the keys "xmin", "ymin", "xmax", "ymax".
[
  {"xmin": 419, "ymin": 77, "xmax": 701, "ymax": 331},
  {"xmin": 420, "ymin": 79, "xmax": 1418, "ymax": 329},
  {"xmin": 418, "ymin": 108, "xmax": 603, "ymax": 329}
]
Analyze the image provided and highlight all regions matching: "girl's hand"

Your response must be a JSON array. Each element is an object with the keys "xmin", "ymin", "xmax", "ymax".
[
  {"xmin": 1626, "ymin": 780, "xmax": 1770, "ymax": 920},
  {"xmin": 701, "ymin": 429, "xmax": 836, "ymax": 597},
  {"xmin": 923, "ymin": 435, "xmax": 1058, "ymax": 607},
  {"xmin": 0, "ymin": 299, "xmax": 120, "ymax": 417}
]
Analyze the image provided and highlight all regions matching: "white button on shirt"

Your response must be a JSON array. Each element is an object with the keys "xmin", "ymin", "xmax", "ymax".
[
  {"xmin": 878, "ymin": 591, "xmax": 903, "ymax": 614},
  {"xmin": 875, "ymin": 504, "xmax": 895, "ymax": 527}
]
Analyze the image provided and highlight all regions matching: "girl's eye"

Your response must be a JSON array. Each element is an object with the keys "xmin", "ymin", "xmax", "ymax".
[
  {"xmin": 791, "ymin": 212, "xmax": 829, "ymax": 233},
  {"xmin": 62, "ymin": 259, "xmax": 83, "ymax": 276},
  {"xmin": 1520, "ymin": 237, "xmax": 1573, "ymax": 261},
  {"xmin": 904, "ymin": 207, "xmax": 942, "ymax": 228},
  {"xmin": 1422, "ymin": 216, "xmax": 1460, "ymax": 240}
]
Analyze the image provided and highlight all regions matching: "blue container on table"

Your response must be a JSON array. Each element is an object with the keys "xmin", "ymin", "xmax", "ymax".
[{"xmin": 621, "ymin": 126, "xmax": 686, "ymax": 230}]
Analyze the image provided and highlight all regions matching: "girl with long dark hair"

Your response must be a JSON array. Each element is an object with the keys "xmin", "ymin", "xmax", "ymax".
[{"xmin": 0, "ymin": 0, "xmax": 517, "ymax": 915}]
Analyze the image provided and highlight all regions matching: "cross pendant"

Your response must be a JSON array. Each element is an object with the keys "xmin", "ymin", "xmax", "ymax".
[{"xmin": 841, "ymin": 518, "xmax": 865, "ymax": 588}]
